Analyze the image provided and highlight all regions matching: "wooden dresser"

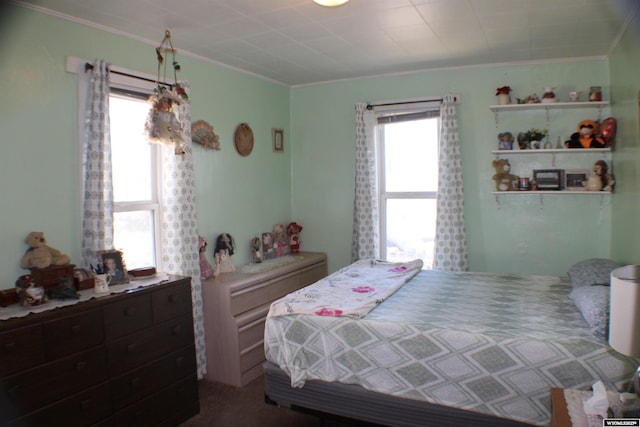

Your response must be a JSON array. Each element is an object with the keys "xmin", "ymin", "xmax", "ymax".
[
  {"xmin": 0, "ymin": 276, "xmax": 200, "ymax": 427},
  {"xmin": 202, "ymin": 252, "xmax": 327, "ymax": 387}
]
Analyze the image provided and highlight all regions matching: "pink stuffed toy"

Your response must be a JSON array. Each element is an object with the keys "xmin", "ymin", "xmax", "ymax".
[
  {"xmin": 286, "ymin": 222, "xmax": 303, "ymax": 253},
  {"xmin": 199, "ymin": 235, "xmax": 214, "ymax": 279}
]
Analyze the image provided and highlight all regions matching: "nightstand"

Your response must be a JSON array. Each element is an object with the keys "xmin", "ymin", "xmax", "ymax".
[{"xmin": 550, "ymin": 387, "xmax": 572, "ymax": 427}]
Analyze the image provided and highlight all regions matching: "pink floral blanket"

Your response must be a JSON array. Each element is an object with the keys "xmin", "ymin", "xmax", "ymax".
[{"xmin": 267, "ymin": 258, "xmax": 423, "ymax": 318}]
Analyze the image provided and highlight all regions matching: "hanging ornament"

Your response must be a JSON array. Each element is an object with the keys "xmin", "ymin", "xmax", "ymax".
[{"xmin": 144, "ymin": 30, "xmax": 188, "ymax": 155}]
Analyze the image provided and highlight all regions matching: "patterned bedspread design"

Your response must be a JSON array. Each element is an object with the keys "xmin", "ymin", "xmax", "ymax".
[
  {"xmin": 268, "ymin": 258, "xmax": 423, "ymax": 318},
  {"xmin": 264, "ymin": 269, "xmax": 638, "ymax": 426}
]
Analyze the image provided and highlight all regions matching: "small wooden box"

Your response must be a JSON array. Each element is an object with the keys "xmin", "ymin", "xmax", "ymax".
[
  {"xmin": 31, "ymin": 264, "xmax": 76, "ymax": 294},
  {"xmin": 0, "ymin": 288, "xmax": 19, "ymax": 307},
  {"xmin": 74, "ymin": 277, "xmax": 95, "ymax": 290}
]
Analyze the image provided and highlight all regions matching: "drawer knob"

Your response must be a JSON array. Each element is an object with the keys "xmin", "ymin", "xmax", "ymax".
[
  {"xmin": 172, "ymin": 325, "xmax": 182, "ymax": 335},
  {"xmin": 3, "ymin": 341, "xmax": 16, "ymax": 352},
  {"xmin": 126, "ymin": 343, "xmax": 137, "ymax": 353},
  {"xmin": 71, "ymin": 324, "xmax": 81, "ymax": 334},
  {"xmin": 76, "ymin": 361, "xmax": 88, "ymax": 372},
  {"xmin": 124, "ymin": 306, "xmax": 136, "ymax": 316},
  {"xmin": 175, "ymin": 356, "xmax": 185, "ymax": 367},
  {"xmin": 130, "ymin": 377, "xmax": 142, "ymax": 388},
  {"xmin": 80, "ymin": 398, "xmax": 93, "ymax": 410},
  {"xmin": 168, "ymin": 294, "xmax": 178, "ymax": 303}
]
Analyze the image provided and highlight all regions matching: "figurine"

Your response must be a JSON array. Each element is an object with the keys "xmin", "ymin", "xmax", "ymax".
[
  {"xmin": 273, "ymin": 224, "xmax": 288, "ymax": 257},
  {"xmin": 251, "ymin": 237, "xmax": 262, "ymax": 263},
  {"xmin": 287, "ymin": 222, "xmax": 303, "ymax": 253},
  {"xmin": 198, "ymin": 235, "xmax": 214, "ymax": 279},
  {"xmin": 213, "ymin": 233, "xmax": 236, "ymax": 276}
]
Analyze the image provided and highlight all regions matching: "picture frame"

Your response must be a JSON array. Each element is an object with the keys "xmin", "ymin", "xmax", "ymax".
[
  {"xmin": 564, "ymin": 169, "xmax": 589, "ymax": 190},
  {"xmin": 272, "ymin": 128, "xmax": 284, "ymax": 153},
  {"xmin": 97, "ymin": 249, "xmax": 129, "ymax": 285},
  {"xmin": 532, "ymin": 169, "xmax": 562, "ymax": 190}
]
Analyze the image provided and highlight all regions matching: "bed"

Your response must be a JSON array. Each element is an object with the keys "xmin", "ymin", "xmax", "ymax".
[{"xmin": 263, "ymin": 258, "xmax": 639, "ymax": 426}]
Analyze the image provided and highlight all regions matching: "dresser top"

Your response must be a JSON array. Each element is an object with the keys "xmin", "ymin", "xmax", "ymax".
[{"xmin": 1, "ymin": 274, "xmax": 189, "ymax": 326}]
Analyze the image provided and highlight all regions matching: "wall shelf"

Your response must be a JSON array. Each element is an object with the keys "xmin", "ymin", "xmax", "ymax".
[
  {"xmin": 489, "ymin": 101, "xmax": 610, "ymax": 112},
  {"xmin": 491, "ymin": 148, "xmax": 611, "ymax": 155}
]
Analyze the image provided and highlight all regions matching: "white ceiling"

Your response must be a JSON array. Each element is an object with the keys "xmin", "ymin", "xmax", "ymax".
[{"xmin": 12, "ymin": 0, "xmax": 640, "ymax": 86}]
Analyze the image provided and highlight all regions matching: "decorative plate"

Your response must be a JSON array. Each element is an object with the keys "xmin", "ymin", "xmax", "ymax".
[
  {"xmin": 234, "ymin": 123, "xmax": 254, "ymax": 156},
  {"xmin": 191, "ymin": 120, "xmax": 220, "ymax": 150}
]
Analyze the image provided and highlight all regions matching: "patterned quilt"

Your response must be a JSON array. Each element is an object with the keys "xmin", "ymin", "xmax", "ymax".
[
  {"xmin": 268, "ymin": 259, "xmax": 423, "ymax": 318},
  {"xmin": 264, "ymin": 269, "xmax": 639, "ymax": 426}
]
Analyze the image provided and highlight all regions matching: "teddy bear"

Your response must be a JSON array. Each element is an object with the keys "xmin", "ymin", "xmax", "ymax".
[
  {"xmin": 20, "ymin": 232, "xmax": 71, "ymax": 270},
  {"xmin": 497, "ymin": 132, "xmax": 514, "ymax": 150},
  {"xmin": 286, "ymin": 222, "xmax": 303, "ymax": 253},
  {"xmin": 565, "ymin": 120, "xmax": 605, "ymax": 148},
  {"xmin": 492, "ymin": 159, "xmax": 517, "ymax": 191}
]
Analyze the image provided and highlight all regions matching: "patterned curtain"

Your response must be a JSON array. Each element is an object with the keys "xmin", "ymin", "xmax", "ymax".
[
  {"xmin": 81, "ymin": 59, "xmax": 114, "ymax": 268},
  {"xmin": 433, "ymin": 94, "xmax": 468, "ymax": 271},
  {"xmin": 351, "ymin": 103, "xmax": 379, "ymax": 262},
  {"xmin": 159, "ymin": 82, "xmax": 206, "ymax": 378}
]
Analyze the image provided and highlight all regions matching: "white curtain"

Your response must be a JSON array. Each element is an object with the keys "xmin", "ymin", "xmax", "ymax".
[
  {"xmin": 351, "ymin": 103, "xmax": 379, "ymax": 262},
  {"xmin": 159, "ymin": 82, "xmax": 206, "ymax": 378},
  {"xmin": 433, "ymin": 93, "xmax": 468, "ymax": 271},
  {"xmin": 81, "ymin": 59, "xmax": 114, "ymax": 268}
]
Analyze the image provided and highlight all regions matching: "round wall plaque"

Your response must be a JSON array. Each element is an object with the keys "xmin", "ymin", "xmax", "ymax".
[{"xmin": 234, "ymin": 123, "xmax": 254, "ymax": 156}]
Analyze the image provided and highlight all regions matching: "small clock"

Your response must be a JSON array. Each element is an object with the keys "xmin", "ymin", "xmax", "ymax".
[{"xmin": 234, "ymin": 123, "xmax": 254, "ymax": 156}]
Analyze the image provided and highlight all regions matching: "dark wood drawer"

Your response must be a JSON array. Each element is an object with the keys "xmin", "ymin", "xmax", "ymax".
[
  {"xmin": 110, "ymin": 345, "xmax": 196, "ymax": 411},
  {"xmin": 107, "ymin": 313, "xmax": 195, "ymax": 376},
  {"xmin": 0, "ymin": 347, "xmax": 108, "ymax": 420},
  {"xmin": 44, "ymin": 309, "xmax": 104, "ymax": 359},
  {"xmin": 152, "ymin": 279, "xmax": 192, "ymax": 323},
  {"xmin": 113, "ymin": 375, "xmax": 199, "ymax": 427},
  {"xmin": 103, "ymin": 293, "xmax": 153, "ymax": 340},
  {"xmin": 5, "ymin": 382, "xmax": 112, "ymax": 427},
  {"xmin": 0, "ymin": 325, "xmax": 45, "ymax": 378}
]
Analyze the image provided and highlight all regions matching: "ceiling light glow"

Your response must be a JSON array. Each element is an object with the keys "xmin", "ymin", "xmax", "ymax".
[{"xmin": 313, "ymin": 0, "xmax": 349, "ymax": 6}]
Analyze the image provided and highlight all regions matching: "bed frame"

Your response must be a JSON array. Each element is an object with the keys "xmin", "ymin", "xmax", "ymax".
[{"xmin": 263, "ymin": 361, "xmax": 536, "ymax": 427}]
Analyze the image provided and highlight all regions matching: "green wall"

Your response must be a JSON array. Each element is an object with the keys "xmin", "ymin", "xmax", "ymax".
[
  {"xmin": 2, "ymin": 4, "xmax": 638, "ymax": 287},
  {"xmin": 609, "ymin": 9, "xmax": 640, "ymax": 265},
  {"xmin": 0, "ymin": 5, "xmax": 291, "ymax": 286},
  {"xmin": 290, "ymin": 62, "xmax": 617, "ymax": 275}
]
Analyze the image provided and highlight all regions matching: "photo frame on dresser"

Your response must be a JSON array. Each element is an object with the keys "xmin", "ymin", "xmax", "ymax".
[{"xmin": 98, "ymin": 249, "xmax": 129, "ymax": 285}]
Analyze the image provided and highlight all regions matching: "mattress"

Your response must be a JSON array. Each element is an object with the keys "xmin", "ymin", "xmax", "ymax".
[{"xmin": 264, "ymin": 268, "xmax": 638, "ymax": 426}]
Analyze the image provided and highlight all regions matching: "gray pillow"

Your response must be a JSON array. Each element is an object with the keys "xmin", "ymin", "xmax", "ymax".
[
  {"xmin": 568, "ymin": 258, "xmax": 621, "ymax": 288},
  {"xmin": 569, "ymin": 285, "xmax": 609, "ymax": 341}
]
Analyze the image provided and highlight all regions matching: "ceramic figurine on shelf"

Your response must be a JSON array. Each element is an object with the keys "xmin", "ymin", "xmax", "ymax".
[
  {"xmin": 542, "ymin": 87, "xmax": 558, "ymax": 103},
  {"xmin": 213, "ymin": 233, "xmax": 236, "ymax": 276}
]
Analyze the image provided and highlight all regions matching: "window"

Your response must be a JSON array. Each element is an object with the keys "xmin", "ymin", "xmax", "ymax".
[
  {"xmin": 376, "ymin": 109, "xmax": 439, "ymax": 268},
  {"xmin": 109, "ymin": 92, "xmax": 160, "ymax": 270}
]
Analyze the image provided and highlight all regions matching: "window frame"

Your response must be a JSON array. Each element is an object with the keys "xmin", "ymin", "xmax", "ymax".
[
  {"xmin": 375, "ymin": 107, "xmax": 440, "ymax": 262},
  {"xmin": 108, "ymin": 87, "xmax": 163, "ymax": 270}
]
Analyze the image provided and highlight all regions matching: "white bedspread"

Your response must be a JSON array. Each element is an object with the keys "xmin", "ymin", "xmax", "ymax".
[{"xmin": 267, "ymin": 259, "xmax": 423, "ymax": 318}]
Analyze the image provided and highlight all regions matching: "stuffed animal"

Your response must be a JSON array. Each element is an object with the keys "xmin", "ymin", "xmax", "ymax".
[
  {"xmin": 565, "ymin": 120, "xmax": 605, "ymax": 148},
  {"xmin": 198, "ymin": 235, "xmax": 214, "ymax": 280},
  {"xmin": 492, "ymin": 159, "xmax": 517, "ymax": 191},
  {"xmin": 286, "ymin": 222, "xmax": 303, "ymax": 253},
  {"xmin": 20, "ymin": 232, "xmax": 70, "ymax": 269},
  {"xmin": 497, "ymin": 132, "xmax": 514, "ymax": 150},
  {"xmin": 213, "ymin": 233, "xmax": 236, "ymax": 276},
  {"xmin": 251, "ymin": 237, "xmax": 262, "ymax": 263}
]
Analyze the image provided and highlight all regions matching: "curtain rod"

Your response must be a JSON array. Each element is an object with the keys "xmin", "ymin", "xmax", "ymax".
[
  {"xmin": 366, "ymin": 96, "xmax": 458, "ymax": 110},
  {"xmin": 84, "ymin": 62, "xmax": 173, "ymax": 88}
]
